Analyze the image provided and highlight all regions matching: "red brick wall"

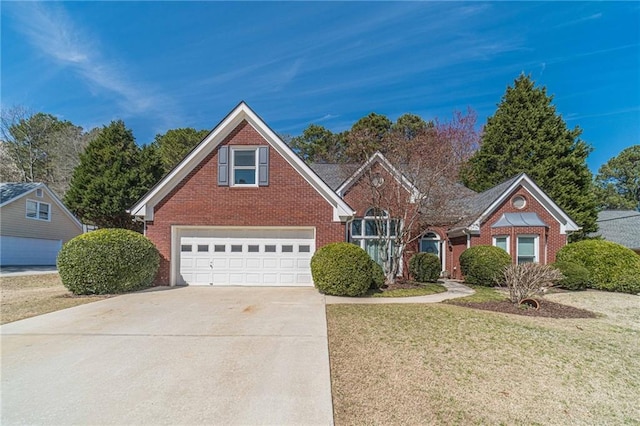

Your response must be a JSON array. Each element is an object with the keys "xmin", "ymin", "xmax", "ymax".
[
  {"xmin": 146, "ymin": 120, "xmax": 345, "ymax": 284},
  {"xmin": 450, "ymin": 186, "xmax": 569, "ymax": 280},
  {"xmin": 342, "ymin": 165, "xmax": 420, "ymax": 278}
]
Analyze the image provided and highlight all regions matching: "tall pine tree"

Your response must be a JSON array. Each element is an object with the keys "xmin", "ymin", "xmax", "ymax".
[
  {"xmin": 460, "ymin": 74, "xmax": 597, "ymax": 240},
  {"xmin": 65, "ymin": 120, "xmax": 157, "ymax": 230}
]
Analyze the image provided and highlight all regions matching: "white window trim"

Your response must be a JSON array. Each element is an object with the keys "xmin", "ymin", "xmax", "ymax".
[
  {"xmin": 26, "ymin": 199, "xmax": 51, "ymax": 222},
  {"xmin": 230, "ymin": 146, "xmax": 258, "ymax": 187},
  {"xmin": 516, "ymin": 234, "xmax": 539, "ymax": 264},
  {"xmin": 492, "ymin": 235, "xmax": 510, "ymax": 254},
  {"xmin": 350, "ymin": 209, "xmax": 400, "ymax": 265}
]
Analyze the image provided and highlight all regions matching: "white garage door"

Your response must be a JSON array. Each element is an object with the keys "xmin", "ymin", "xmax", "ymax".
[
  {"xmin": 0, "ymin": 236, "xmax": 62, "ymax": 266},
  {"xmin": 177, "ymin": 228, "xmax": 315, "ymax": 286}
]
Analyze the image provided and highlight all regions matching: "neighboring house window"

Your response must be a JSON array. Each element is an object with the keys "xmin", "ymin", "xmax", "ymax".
[
  {"xmin": 26, "ymin": 199, "xmax": 50, "ymax": 221},
  {"xmin": 350, "ymin": 208, "xmax": 399, "ymax": 266},
  {"xmin": 420, "ymin": 232, "xmax": 440, "ymax": 256},
  {"xmin": 231, "ymin": 148, "xmax": 257, "ymax": 186},
  {"xmin": 36, "ymin": 188, "xmax": 43, "ymax": 198},
  {"xmin": 517, "ymin": 235, "xmax": 538, "ymax": 263},
  {"xmin": 493, "ymin": 235, "xmax": 510, "ymax": 254}
]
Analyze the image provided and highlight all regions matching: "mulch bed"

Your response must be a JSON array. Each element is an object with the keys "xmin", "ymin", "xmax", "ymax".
[
  {"xmin": 450, "ymin": 299, "xmax": 599, "ymax": 319},
  {"xmin": 382, "ymin": 278, "xmax": 436, "ymax": 291}
]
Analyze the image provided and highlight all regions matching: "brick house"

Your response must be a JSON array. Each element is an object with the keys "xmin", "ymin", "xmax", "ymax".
[{"xmin": 130, "ymin": 102, "xmax": 580, "ymax": 286}]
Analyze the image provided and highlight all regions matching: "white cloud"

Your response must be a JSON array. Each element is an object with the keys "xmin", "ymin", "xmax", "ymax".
[{"xmin": 7, "ymin": 2, "xmax": 175, "ymax": 120}]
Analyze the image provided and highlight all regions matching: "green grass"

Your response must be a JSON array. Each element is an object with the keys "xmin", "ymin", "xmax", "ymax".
[
  {"xmin": 370, "ymin": 282, "xmax": 446, "ymax": 298},
  {"xmin": 327, "ymin": 292, "xmax": 640, "ymax": 425},
  {"xmin": 447, "ymin": 284, "xmax": 507, "ymax": 303}
]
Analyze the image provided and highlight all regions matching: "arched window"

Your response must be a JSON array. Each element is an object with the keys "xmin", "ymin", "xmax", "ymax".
[
  {"xmin": 350, "ymin": 208, "xmax": 399, "ymax": 266},
  {"xmin": 420, "ymin": 232, "xmax": 440, "ymax": 255}
]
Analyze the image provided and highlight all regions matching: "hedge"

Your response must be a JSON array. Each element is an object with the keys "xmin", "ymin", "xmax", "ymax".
[
  {"xmin": 310, "ymin": 243, "xmax": 373, "ymax": 296},
  {"xmin": 459, "ymin": 245, "xmax": 512, "ymax": 286},
  {"xmin": 57, "ymin": 228, "xmax": 160, "ymax": 295},
  {"xmin": 409, "ymin": 253, "xmax": 441, "ymax": 282},
  {"xmin": 551, "ymin": 261, "xmax": 591, "ymax": 291},
  {"xmin": 556, "ymin": 240, "xmax": 640, "ymax": 294}
]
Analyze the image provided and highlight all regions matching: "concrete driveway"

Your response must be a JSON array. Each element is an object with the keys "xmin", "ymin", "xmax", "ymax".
[{"xmin": 1, "ymin": 287, "xmax": 333, "ymax": 425}]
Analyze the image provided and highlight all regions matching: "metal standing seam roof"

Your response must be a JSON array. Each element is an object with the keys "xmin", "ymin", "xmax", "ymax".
[
  {"xmin": 491, "ymin": 212, "xmax": 548, "ymax": 228},
  {"xmin": 0, "ymin": 182, "xmax": 41, "ymax": 205}
]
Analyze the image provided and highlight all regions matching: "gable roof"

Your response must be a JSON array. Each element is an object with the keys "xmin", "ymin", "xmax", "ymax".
[
  {"xmin": 448, "ymin": 173, "xmax": 580, "ymax": 236},
  {"xmin": 0, "ymin": 182, "xmax": 83, "ymax": 229},
  {"xmin": 310, "ymin": 163, "xmax": 360, "ymax": 191},
  {"xmin": 129, "ymin": 102, "xmax": 355, "ymax": 222},
  {"xmin": 593, "ymin": 210, "xmax": 640, "ymax": 250},
  {"xmin": 0, "ymin": 182, "xmax": 41, "ymax": 205},
  {"xmin": 335, "ymin": 151, "xmax": 420, "ymax": 199}
]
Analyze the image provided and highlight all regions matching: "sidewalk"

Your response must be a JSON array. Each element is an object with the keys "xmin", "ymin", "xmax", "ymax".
[
  {"xmin": 324, "ymin": 279, "xmax": 474, "ymax": 304},
  {"xmin": 0, "ymin": 266, "xmax": 58, "ymax": 277}
]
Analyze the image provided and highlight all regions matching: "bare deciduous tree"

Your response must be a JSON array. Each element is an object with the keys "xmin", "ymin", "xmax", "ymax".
[{"xmin": 349, "ymin": 109, "xmax": 480, "ymax": 283}]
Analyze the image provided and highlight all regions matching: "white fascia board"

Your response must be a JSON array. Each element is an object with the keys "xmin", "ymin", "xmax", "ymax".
[
  {"xmin": 241, "ymin": 106, "xmax": 354, "ymax": 222},
  {"xmin": 41, "ymin": 184, "xmax": 84, "ymax": 230},
  {"xmin": 130, "ymin": 102, "xmax": 355, "ymax": 222},
  {"xmin": 336, "ymin": 151, "xmax": 418, "ymax": 197},
  {"xmin": 471, "ymin": 174, "xmax": 580, "ymax": 234}
]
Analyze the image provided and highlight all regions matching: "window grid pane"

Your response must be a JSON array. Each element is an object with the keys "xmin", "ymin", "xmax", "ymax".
[
  {"xmin": 197, "ymin": 245, "xmax": 208, "ymax": 252},
  {"xmin": 26, "ymin": 201, "xmax": 37, "ymax": 218},
  {"xmin": 248, "ymin": 245, "xmax": 259, "ymax": 252},
  {"xmin": 181, "ymin": 245, "xmax": 192, "ymax": 252},
  {"xmin": 282, "ymin": 245, "xmax": 293, "ymax": 253},
  {"xmin": 234, "ymin": 150, "xmax": 255, "ymax": 166},
  {"xmin": 265, "ymin": 245, "xmax": 276, "ymax": 253},
  {"xmin": 214, "ymin": 245, "xmax": 225, "ymax": 252},
  {"xmin": 231, "ymin": 245, "xmax": 242, "ymax": 252},
  {"xmin": 234, "ymin": 169, "xmax": 256, "ymax": 185},
  {"xmin": 39, "ymin": 203, "xmax": 49, "ymax": 220}
]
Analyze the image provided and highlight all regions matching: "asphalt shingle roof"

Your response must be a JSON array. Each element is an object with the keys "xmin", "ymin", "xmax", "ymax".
[
  {"xmin": 309, "ymin": 163, "xmax": 359, "ymax": 190},
  {"xmin": 593, "ymin": 210, "xmax": 640, "ymax": 250},
  {"xmin": 0, "ymin": 182, "xmax": 40, "ymax": 205}
]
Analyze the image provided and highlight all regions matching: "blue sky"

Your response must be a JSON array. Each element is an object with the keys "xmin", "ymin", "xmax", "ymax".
[{"xmin": 2, "ymin": 2, "xmax": 638, "ymax": 172}]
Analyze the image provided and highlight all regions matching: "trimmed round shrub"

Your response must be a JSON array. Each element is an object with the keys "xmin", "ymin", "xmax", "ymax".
[
  {"xmin": 557, "ymin": 240, "xmax": 640, "ymax": 294},
  {"xmin": 409, "ymin": 253, "xmax": 441, "ymax": 282},
  {"xmin": 370, "ymin": 260, "xmax": 386, "ymax": 290},
  {"xmin": 311, "ymin": 242, "xmax": 373, "ymax": 296},
  {"xmin": 459, "ymin": 245, "xmax": 512, "ymax": 286},
  {"xmin": 552, "ymin": 261, "xmax": 591, "ymax": 291},
  {"xmin": 57, "ymin": 228, "xmax": 160, "ymax": 295}
]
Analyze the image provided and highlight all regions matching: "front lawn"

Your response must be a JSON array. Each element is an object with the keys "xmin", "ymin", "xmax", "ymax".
[
  {"xmin": 327, "ymin": 291, "xmax": 640, "ymax": 425},
  {"xmin": 0, "ymin": 274, "xmax": 108, "ymax": 324}
]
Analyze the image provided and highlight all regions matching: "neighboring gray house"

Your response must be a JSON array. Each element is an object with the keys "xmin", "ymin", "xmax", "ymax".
[
  {"xmin": 594, "ymin": 210, "xmax": 640, "ymax": 254},
  {"xmin": 0, "ymin": 182, "xmax": 83, "ymax": 266}
]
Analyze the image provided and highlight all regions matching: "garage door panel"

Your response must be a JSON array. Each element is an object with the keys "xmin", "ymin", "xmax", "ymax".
[
  {"xmin": 0, "ymin": 236, "xmax": 62, "ymax": 266},
  {"xmin": 177, "ymin": 228, "xmax": 315, "ymax": 286}
]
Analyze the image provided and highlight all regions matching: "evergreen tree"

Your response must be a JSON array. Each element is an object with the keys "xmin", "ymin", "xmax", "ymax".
[
  {"xmin": 65, "ymin": 120, "xmax": 151, "ymax": 230},
  {"xmin": 594, "ymin": 145, "xmax": 640, "ymax": 210},
  {"xmin": 460, "ymin": 74, "xmax": 598, "ymax": 240},
  {"xmin": 154, "ymin": 127, "xmax": 208, "ymax": 173}
]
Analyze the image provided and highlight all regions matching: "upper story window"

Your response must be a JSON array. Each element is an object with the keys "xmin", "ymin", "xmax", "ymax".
[
  {"xmin": 26, "ymin": 199, "xmax": 50, "ymax": 221},
  {"xmin": 218, "ymin": 145, "xmax": 269, "ymax": 187},
  {"xmin": 36, "ymin": 188, "xmax": 43, "ymax": 198},
  {"xmin": 232, "ymin": 148, "xmax": 257, "ymax": 186}
]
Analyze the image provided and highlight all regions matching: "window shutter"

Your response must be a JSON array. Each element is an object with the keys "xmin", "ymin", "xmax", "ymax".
[
  {"xmin": 258, "ymin": 146, "xmax": 269, "ymax": 186},
  {"xmin": 218, "ymin": 146, "xmax": 229, "ymax": 186}
]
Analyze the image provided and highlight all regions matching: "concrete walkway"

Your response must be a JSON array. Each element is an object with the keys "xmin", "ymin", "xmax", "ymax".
[{"xmin": 325, "ymin": 279, "xmax": 474, "ymax": 304}]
